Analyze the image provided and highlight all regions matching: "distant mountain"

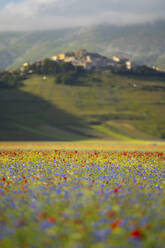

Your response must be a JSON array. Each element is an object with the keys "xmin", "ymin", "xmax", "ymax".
[{"xmin": 0, "ymin": 21, "xmax": 165, "ymax": 70}]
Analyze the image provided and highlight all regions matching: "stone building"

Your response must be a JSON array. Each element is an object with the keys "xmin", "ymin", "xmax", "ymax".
[{"xmin": 51, "ymin": 49, "xmax": 132, "ymax": 70}]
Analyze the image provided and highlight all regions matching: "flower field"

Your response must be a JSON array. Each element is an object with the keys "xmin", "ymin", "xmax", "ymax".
[{"xmin": 0, "ymin": 144, "xmax": 165, "ymax": 248}]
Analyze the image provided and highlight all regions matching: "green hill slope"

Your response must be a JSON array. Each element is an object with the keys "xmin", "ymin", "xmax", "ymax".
[
  {"xmin": 1, "ymin": 21, "xmax": 165, "ymax": 70},
  {"xmin": 0, "ymin": 70, "xmax": 164, "ymax": 141}
]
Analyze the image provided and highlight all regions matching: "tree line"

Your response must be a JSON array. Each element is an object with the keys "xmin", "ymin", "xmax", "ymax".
[{"xmin": 0, "ymin": 58, "xmax": 165, "ymax": 88}]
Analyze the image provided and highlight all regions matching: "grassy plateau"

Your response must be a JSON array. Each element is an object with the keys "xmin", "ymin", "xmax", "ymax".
[{"xmin": 0, "ymin": 71, "xmax": 165, "ymax": 141}]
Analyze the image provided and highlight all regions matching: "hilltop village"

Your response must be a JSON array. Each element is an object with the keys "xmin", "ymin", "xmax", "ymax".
[
  {"xmin": 51, "ymin": 49, "xmax": 132, "ymax": 70},
  {"xmin": 1, "ymin": 49, "xmax": 165, "ymax": 89},
  {"xmin": 21, "ymin": 49, "xmax": 165, "ymax": 73}
]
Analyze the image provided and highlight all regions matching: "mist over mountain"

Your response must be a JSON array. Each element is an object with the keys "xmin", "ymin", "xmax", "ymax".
[
  {"xmin": 0, "ymin": 21, "xmax": 165, "ymax": 70},
  {"xmin": 0, "ymin": 0, "xmax": 165, "ymax": 31}
]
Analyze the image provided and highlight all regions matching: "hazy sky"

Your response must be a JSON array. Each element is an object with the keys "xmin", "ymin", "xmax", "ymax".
[{"xmin": 0, "ymin": 0, "xmax": 165, "ymax": 31}]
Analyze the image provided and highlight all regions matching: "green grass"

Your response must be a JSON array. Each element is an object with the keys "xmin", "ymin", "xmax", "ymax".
[
  {"xmin": 91, "ymin": 124, "xmax": 132, "ymax": 141},
  {"xmin": 0, "ymin": 71, "xmax": 164, "ymax": 141}
]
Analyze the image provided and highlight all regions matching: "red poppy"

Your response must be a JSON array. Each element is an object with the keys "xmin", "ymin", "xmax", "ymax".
[
  {"xmin": 130, "ymin": 228, "xmax": 143, "ymax": 239},
  {"xmin": 107, "ymin": 210, "xmax": 116, "ymax": 219},
  {"xmin": 73, "ymin": 219, "xmax": 82, "ymax": 225},
  {"xmin": 18, "ymin": 219, "xmax": 25, "ymax": 227},
  {"xmin": 114, "ymin": 188, "xmax": 119, "ymax": 193},
  {"xmin": 111, "ymin": 219, "xmax": 122, "ymax": 229},
  {"xmin": 48, "ymin": 217, "xmax": 56, "ymax": 223},
  {"xmin": 38, "ymin": 212, "xmax": 47, "ymax": 219}
]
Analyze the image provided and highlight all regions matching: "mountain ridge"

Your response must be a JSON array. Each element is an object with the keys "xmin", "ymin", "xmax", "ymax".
[{"xmin": 0, "ymin": 21, "xmax": 165, "ymax": 70}]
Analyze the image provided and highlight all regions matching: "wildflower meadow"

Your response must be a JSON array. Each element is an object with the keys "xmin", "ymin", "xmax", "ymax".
[{"xmin": 0, "ymin": 142, "xmax": 165, "ymax": 248}]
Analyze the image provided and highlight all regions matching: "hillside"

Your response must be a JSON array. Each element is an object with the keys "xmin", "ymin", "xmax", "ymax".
[
  {"xmin": 0, "ymin": 62, "xmax": 165, "ymax": 141},
  {"xmin": 0, "ymin": 21, "xmax": 165, "ymax": 70}
]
